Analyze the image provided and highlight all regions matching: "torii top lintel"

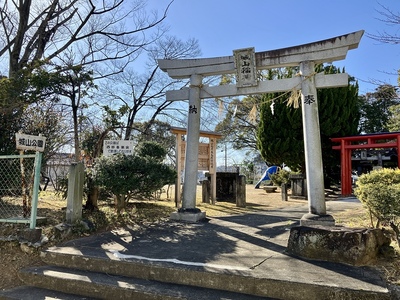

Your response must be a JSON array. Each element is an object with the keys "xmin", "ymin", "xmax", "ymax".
[{"xmin": 158, "ymin": 30, "xmax": 364, "ymax": 79}]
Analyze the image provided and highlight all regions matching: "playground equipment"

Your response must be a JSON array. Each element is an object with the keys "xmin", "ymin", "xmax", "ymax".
[{"xmin": 255, "ymin": 166, "xmax": 279, "ymax": 188}]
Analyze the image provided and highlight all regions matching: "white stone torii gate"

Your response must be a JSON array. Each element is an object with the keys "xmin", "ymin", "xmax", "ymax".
[{"xmin": 158, "ymin": 30, "xmax": 364, "ymax": 224}]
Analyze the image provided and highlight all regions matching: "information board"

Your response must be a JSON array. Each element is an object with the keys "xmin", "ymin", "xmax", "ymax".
[
  {"xmin": 103, "ymin": 140, "xmax": 134, "ymax": 156},
  {"xmin": 15, "ymin": 133, "xmax": 46, "ymax": 152}
]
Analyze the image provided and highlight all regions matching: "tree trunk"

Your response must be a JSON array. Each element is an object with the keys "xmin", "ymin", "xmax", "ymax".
[
  {"xmin": 9, "ymin": 0, "xmax": 32, "ymax": 76},
  {"xmin": 85, "ymin": 177, "xmax": 99, "ymax": 211},
  {"xmin": 115, "ymin": 194, "xmax": 126, "ymax": 216},
  {"xmin": 390, "ymin": 222, "xmax": 400, "ymax": 247}
]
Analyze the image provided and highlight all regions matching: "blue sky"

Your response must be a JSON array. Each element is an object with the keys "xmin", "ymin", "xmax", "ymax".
[
  {"xmin": 150, "ymin": 0, "xmax": 399, "ymax": 95},
  {"xmin": 146, "ymin": 0, "xmax": 399, "ymax": 166}
]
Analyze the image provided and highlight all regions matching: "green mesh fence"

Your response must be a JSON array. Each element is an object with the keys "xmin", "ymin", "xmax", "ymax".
[{"xmin": 0, "ymin": 154, "xmax": 38, "ymax": 224}]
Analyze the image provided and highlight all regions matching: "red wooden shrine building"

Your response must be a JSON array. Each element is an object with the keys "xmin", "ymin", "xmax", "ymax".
[{"xmin": 331, "ymin": 132, "xmax": 400, "ymax": 195}]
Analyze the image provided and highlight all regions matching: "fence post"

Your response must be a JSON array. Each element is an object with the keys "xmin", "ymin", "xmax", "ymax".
[
  {"xmin": 66, "ymin": 162, "xmax": 84, "ymax": 224},
  {"xmin": 30, "ymin": 151, "xmax": 42, "ymax": 229}
]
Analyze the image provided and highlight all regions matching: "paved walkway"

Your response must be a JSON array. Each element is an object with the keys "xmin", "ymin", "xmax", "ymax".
[{"xmin": 57, "ymin": 196, "xmax": 392, "ymax": 299}]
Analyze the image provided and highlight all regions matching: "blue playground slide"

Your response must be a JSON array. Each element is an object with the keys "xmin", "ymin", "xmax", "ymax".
[{"xmin": 255, "ymin": 166, "xmax": 279, "ymax": 188}]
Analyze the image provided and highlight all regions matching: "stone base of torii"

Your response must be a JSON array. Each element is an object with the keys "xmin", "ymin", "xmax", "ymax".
[
  {"xmin": 158, "ymin": 30, "xmax": 364, "ymax": 227},
  {"xmin": 170, "ymin": 208, "xmax": 206, "ymax": 223}
]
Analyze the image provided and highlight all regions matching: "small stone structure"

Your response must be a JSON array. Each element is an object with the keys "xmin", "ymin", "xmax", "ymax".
[
  {"xmin": 203, "ymin": 172, "xmax": 246, "ymax": 207},
  {"xmin": 281, "ymin": 183, "xmax": 288, "ymax": 201},
  {"xmin": 214, "ymin": 172, "xmax": 238, "ymax": 202},
  {"xmin": 66, "ymin": 162, "xmax": 84, "ymax": 224},
  {"xmin": 287, "ymin": 225, "xmax": 390, "ymax": 266},
  {"xmin": 289, "ymin": 174, "xmax": 307, "ymax": 199}
]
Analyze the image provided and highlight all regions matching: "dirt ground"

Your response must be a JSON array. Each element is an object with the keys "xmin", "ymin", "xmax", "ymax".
[{"xmin": 0, "ymin": 184, "xmax": 398, "ymax": 290}]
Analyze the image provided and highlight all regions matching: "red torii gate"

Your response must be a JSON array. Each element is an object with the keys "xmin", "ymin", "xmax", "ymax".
[{"xmin": 331, "ymin": 132, "xmax": 400, "ymax": 195}]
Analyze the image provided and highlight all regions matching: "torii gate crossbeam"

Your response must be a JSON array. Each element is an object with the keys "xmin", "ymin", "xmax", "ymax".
[{"xmin": 159, "ymin": 30, "xmax": 364, "ymax": 224}]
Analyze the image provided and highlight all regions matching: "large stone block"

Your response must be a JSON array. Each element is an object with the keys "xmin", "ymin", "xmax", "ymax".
[
  {"xmin": 170, "ymin": 210, "xmax": 206, "ymax": 222},
  {"xmin": 18, "ymin": 228, "xmax": 42, "ymax": 243},
  {"xmin": 287, "ymin": 225, "xmax": 391, "ymax": 266}
]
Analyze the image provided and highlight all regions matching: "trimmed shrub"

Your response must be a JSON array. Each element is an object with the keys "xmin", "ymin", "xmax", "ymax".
[
  {"xmin": 270, "ymin": 168, "xmax": 297, "ymax": 187},
  {"xmin": 354, "ymin": 168, "xmax": 400, "ymax": 246},
  {"xmin": 270, "ymin": 169, "xmax": 292, "ymax": 187},
  {"xmin": 93, "ymin": 142, "xmax": 176, "ymax": 215}
]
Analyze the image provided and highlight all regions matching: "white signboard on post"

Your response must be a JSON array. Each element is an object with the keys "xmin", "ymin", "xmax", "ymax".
[
  {"xmin": 103, "ymin": 140, "xmax": 134, "ymax": 157},
  {"xmin": 15, "ymin": 133, "xmax": 46, "ymax": 152}
]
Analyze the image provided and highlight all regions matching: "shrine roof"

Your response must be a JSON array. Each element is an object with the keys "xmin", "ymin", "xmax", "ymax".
[
  {"xmin": 331, "ymin": 131, "xmax": 400, "ymax": 142},
  {"xmin": 170, "ymin": 127, "xmax": 223, "ymax": 139}
]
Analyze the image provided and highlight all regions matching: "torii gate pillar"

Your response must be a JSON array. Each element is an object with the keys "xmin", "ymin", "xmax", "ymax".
[
  {"xmin": 170, "ymin": 74, "xmax": 207, "ymax": 222},
  {"xmin": 182, "ymin": 74, "xmax": 202, "ymax": 209},
  {"xmin": 299, "ymin": 61, "xmax": 334, "ymax": 226}
]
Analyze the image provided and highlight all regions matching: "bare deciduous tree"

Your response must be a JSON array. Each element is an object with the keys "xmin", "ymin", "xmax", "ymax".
[
  {"xmin": 367, "ymin": 3, "xmax": 400, "ymax": 45},
  {"xmin": 99, "ymin": 35, "xmax": 201, "ymax": 141},
  {"xmin": 0, "ymin": 0, "xmax": 174, "ymax": 158},
  {"xmin": 0, "ymin": 0, "xmax": 173, "ymax": 77}
]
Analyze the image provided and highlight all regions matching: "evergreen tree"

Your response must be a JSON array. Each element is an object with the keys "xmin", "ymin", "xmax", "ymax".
[
  {"xmin": 257, "ymin": 90, "xmax": 304, "ymax": 171},
  {"xmin": 359, "ymin": 84, "xmax": 399, "ymax": 133},
  {"xmin": 0, "ymin": 64, "xmax": 60, "ymax": 154},
  {"xmin": 318, "ymin": 66, "xmax": 360, "ymax": 183},
  {"xmin": 388, "ymin": 103, "xmax": 400, "ymax": 132},
  {"xmin": 93, "ymin": 141, "xmax": 176, "ymax": 215},
  {"xmin": 257, "ymin": 68, "xmax": 304, "ymax": 171},
  {"xmin": 257, "ymin": 65, "xmax": 360, "ymax": 183}
]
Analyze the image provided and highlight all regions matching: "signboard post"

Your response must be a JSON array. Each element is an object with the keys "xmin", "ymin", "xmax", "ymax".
[{"xmin": 15, "ymin": 133, "xmax": 45, "ymax": 229}]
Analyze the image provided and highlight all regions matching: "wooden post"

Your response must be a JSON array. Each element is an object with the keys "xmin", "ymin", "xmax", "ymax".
[
  {"xmin": 210, "ymin": 137, "xmax": 217, "ymax": 204},
  {"xmin": 175, "ymin": 132, "xmax": 183, "ymax": 207}
]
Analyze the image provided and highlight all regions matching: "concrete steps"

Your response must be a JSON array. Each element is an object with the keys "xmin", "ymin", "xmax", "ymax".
[
  {"xmin": 0, "ymin": 286, "xmax": 98, "ymax": 300},
  {"xmin": 0, "ymin": 249, "xmax": 272, "ymax": 300},
  {"xmin": 0, "ymin": 209, "xmax": 396, "ymax": 300},
  {"xmin": 14, "ymin": 265, "xmax": 270, "ymax": 300},
  {"xmin": 0, "ymin": 245, "xmax": 392, "ymax": 300}
]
